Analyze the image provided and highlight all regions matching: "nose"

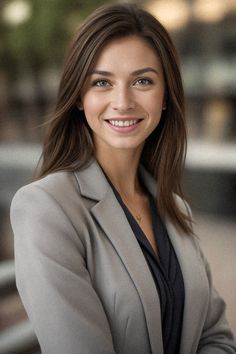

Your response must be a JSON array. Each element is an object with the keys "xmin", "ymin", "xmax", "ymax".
[{"xmin": 111, "ymin": 86, "xmax": 135, "ymax": 112}]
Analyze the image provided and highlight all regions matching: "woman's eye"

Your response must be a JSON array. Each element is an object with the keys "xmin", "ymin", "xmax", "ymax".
[
  {"xmin": 93, "ymin": 80, "xmax": 110, "ymax": 87},
  {"xmin": 135, "ymin": 78, "xmax": 153, "ymax": 86}
]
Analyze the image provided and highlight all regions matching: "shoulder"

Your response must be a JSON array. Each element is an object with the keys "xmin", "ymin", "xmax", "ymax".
[
  {"xmin": 15, "ymin": 171, "xmax": 78, "ymax": 198},
  {"xmin": 10, "ymin": 171, "xmax": 87, "ymax": 233},
  {"xmin": 11, "ymin": 171, "xmax": 79, "ymax": 209},
  {"xmin": 10, "ymin": 171, "xmax": 89, "ymax": 250},
  {"xmin": 10, "ymin": 168, "xmax": 98, "ymax": 237}
]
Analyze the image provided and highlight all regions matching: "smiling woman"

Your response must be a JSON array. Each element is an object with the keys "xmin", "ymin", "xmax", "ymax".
[{"xmin": 10, "ymin": 3, "xmax": 236, "ymax": 354}]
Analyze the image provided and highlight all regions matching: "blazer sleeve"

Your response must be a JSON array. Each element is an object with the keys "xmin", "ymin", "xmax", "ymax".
[
  {"xmin": 10, "ymin": 184, "xmax": 116, "ymax": 354},
  {"xmin": 178, "ymin": 197, "xmax": 236, "ymax": 353},
  {"xmin": 197, "ymin": 249, "xmax": 236, "ymax": 354}
]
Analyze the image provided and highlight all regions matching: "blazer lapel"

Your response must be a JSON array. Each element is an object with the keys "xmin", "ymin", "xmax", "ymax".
[{"xmin": 75, "ymin": 160, "xmax": 164, "ymax": 354}]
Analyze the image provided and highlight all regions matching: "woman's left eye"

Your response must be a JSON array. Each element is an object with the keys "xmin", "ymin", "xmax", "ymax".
[{"xmin": 135, "ymin": 78, "xmax": 153, "ymax": 86}]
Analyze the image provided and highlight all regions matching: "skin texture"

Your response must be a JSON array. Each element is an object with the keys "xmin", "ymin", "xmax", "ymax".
[{"xmin": 81, "ymin": 35, "xmax": 166, "ymax": 158}]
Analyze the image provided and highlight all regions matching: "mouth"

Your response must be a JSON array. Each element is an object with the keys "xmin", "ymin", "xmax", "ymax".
[{"xmin": 105, "ymin": 118, "xmax": 143, "ymax": 127}]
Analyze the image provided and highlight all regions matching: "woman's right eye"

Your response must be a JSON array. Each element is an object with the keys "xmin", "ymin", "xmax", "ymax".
[{"xmin": 92, "ymin": 79, "xmax": 110, "ymax": 87}]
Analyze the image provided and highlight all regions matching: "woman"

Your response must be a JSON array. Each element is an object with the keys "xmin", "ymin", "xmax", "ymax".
[{"xmin": 11, "ymin": 3, "xmax": 235, "ymax": 354}]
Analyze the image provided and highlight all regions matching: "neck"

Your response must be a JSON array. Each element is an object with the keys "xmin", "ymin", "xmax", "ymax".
[{"xmin": 95, "ymin": 146, "xmax": 143, "ymax": 198}]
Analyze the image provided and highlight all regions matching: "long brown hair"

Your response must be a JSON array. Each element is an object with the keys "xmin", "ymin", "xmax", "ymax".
[{"xmin": 37, "ymin": 3, "xmax": 193, "ymax": 234}]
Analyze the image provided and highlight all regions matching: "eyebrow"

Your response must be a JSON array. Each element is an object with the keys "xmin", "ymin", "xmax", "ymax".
[{"xmin": 89, "ymin": 67, "xmax": 159, "ymax": 76}]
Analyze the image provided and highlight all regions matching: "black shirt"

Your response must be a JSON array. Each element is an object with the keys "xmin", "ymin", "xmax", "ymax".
[{"xmin": 110, "ymin": 183, "xmax": 185, "ymax": 354}]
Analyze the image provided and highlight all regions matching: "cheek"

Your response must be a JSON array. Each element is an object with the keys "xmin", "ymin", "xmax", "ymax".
[
  {"xmin": 83, "ymin": 94, "xmax": 105, "ymax": 120},
  {"xmin": 145, "ymin": 93, "xmax": 165, "ymax": 116}
]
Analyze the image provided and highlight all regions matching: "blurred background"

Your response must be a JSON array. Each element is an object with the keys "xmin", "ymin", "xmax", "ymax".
[{"xmin": 0, "ymin": 0, "xmax": 235, "ymax": 352}]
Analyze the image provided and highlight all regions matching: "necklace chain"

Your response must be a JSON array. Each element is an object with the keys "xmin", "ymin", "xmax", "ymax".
[{"xmin": 120, "ymin": 194, "xmax": 142, "ymax": 222}]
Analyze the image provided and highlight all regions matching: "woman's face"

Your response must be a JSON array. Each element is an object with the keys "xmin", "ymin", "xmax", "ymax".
[{"xmin": 80, "ymin": 35, "xmax": 166, "ymax": 154}]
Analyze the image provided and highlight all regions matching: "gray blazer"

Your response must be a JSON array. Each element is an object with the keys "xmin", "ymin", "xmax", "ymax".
[{"xmin": 10, "ymin": 160, "xmax": 236, "ymax": 354}]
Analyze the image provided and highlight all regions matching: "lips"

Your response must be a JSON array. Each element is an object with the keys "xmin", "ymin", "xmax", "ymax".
[{"xmin": 104, "ymin": 117, "xmax": 143, "ymax": 133}]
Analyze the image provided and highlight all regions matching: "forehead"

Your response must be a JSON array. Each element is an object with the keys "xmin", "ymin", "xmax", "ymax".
[{"xmin": 93, "ymin": 35, "xmax": 162, "ymax": 71}]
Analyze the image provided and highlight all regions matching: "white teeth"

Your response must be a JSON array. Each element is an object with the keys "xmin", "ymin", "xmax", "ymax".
[{"xmin": 109, "ymin": 120, "xmax": 138, "ymax": 127}]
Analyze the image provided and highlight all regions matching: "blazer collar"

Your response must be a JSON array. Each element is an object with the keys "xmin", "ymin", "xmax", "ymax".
[
  {"xmin": 74, "ymin": 159, "xmax": 163, "ymax": 354},
  {"xmin": 75, "ymin": 158, "xmax": 157, "ymax": 202},
  {"xmin": 75, "ymin": 159, "xmax": 109, "ymax": 201}
]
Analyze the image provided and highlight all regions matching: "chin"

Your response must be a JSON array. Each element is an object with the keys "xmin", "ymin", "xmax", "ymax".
[{"xmin": 110, "ymin": 141, "xmax": 144, "ymax": 151}]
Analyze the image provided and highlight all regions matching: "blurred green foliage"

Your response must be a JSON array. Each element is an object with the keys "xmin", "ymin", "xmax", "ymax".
[{"xmin": 0, "ymin": 0, "xmax": 113, "ymax": 79}]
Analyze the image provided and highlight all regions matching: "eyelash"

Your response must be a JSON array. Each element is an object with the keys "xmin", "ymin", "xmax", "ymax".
[
  {"xmin": 135, "ymin": 78, "xmax": 153, "ymax": 86},
  {"xmin": 92, "ymin": 77, "xmax": 153, "ymax": 87},
  {"xmin": 92, "ymin": 79, "xmax": 110, "ymax": 87}
]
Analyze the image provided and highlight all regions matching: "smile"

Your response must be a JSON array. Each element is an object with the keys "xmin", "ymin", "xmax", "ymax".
[{"xmin": 108, "ymin": 119, "xmax": 139, "ymax": 127}]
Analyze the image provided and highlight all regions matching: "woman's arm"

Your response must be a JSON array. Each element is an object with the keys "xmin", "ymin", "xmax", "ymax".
[
  {"xmin": 178, "ymin": 196, "xmax": 236, "ymax": 353},
  {"xmin": 197, "ymin": 243, "xmax": 236, "ymax": 353},
  {"xmin": 10, "ymin": 184, "xmax": 116, "ymax": 354}
]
